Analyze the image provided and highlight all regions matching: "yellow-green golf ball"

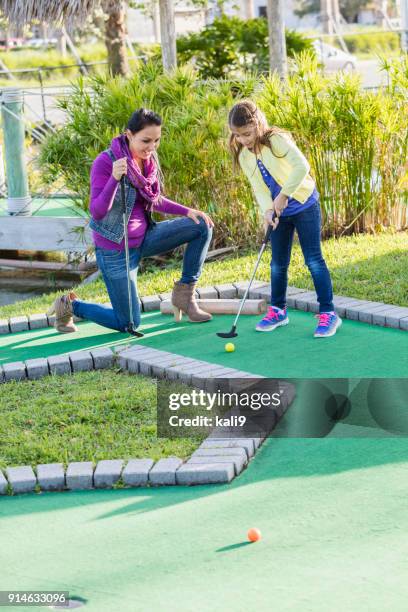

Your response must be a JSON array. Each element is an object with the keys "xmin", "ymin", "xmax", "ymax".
[{"xmin": 225, "ymin": 342, "xmax": 235, "ymax": 353}]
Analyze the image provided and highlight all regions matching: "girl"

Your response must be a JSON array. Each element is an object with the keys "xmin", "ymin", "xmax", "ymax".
[
  {"xmin": 48, "ymin": 108, "xmax": 214, "ymax": 334},
  {"xmin": 228, "ymin": 100, "xmax": 341, "ymax": 338}
]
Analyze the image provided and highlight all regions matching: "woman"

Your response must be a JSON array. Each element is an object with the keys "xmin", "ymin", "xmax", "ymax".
[
  {"xmin": 48, "ymin": 108, "xmax": 214, "ymax": 334},
  {"xmin": 228, "ymin": 100, "xmax": 341, "ymax": 338}
]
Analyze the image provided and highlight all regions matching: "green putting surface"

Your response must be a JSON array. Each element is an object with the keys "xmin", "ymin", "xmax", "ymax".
[
  {"xmin": 1, "ymin": 436, "xmax": 407, "ymax": 612},
  {"xmin": 0, "ymin": 197, "xmax": 87, "ymax": 218},
  {"xmin": 1, "ymin": 309, "xmax": 407, "ymax": 377},
  {"xmin": 1, "ymin": 310, "xmax": 407, "ymax": 610}
]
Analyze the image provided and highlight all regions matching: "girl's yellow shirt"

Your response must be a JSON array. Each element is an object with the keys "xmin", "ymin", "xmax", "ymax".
[{"xmin": 238, "ymin": 133, "xmax": 316, "ymax": 213}]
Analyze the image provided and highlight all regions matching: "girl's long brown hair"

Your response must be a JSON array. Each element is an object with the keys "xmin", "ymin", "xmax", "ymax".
[{"xmin": 228, "ymin": 100, "xmax": 288, "ymax": 171}]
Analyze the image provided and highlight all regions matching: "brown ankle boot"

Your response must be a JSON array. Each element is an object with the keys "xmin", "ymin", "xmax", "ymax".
[
  {"xmin": 171, "ymin": 281, "xmax": 212, "ymax": 323},
  {"xmin": 47, "ymin": 292, "xmax": 79, "ymax": 333}
]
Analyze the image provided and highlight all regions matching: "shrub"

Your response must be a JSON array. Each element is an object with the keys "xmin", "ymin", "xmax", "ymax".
[
  {"xmin": 258, "ymin": 53, "xmax": 408, "ymax": 234},
  {"xmin": 39, "ymin": 62, "xmax": 260, "ymax": 248},
  {"xmin": 176, "ymin": 16, "xmax": 314, "ymax": 78},
  {"xmin": 319, "ymin": 32, "xmax": 400, "ymax": 57},
  {"xmin": 343, "ymin": 31, "xmax": 400, "ymax": 55},
  {"xmin": 39, "ymin": 55, "xmax": 408, "ymax": 246}
]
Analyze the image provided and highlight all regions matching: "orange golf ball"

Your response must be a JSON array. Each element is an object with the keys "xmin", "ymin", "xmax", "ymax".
[{"xmin": 247, "ymin": 528, "xmax": 262, "ymax": 542}]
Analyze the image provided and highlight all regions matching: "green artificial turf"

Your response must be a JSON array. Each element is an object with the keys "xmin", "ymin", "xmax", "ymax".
[
  {"xmin": 0, "ymin": 197, "xmax": 86, "ymax": 218},
  {"xmin": 1, "ymin": 310, "xmax": 406, "ymax": 378},
  {"xmin": 1, "ymin": 302, "xmax": 406, "ymax": 612},
  {"xmin": 0, "ymin": 436, "xmax": 407, "ymax": 612}
]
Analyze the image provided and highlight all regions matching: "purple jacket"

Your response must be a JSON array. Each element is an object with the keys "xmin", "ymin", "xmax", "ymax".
[{"xmin": 90, "ymin": 151, "xmax": 189, "ymax": 250}]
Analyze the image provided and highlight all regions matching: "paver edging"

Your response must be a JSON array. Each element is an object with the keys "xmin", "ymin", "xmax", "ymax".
[
  {"xmin": 1, "ymin": 278, "xmax": 404, "ymax": 495},
  {"xmin": 1, "ymin": 283, "xmax": 407, "ymax": 335},
  {"xmin": 0, "ymin": 337, "xmax": 294, "ymax": 494}
]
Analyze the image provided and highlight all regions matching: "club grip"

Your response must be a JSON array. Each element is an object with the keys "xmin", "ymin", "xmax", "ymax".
[
  {"xmin": 263, "ymin": 212, "xmax": 276, "ymax": 244},
  {"xmin": 120, "ymin": 176, "xmax": 127, "ymax": 214}
]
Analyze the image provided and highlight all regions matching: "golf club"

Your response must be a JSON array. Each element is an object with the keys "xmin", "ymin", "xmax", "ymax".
[
  {"xmin": 121, "ymin": 176, "xmax": 144, "ymax": 338},
  {"xmin": 216, "ymin": 218, "xmax": 275, "ymax": 338}
]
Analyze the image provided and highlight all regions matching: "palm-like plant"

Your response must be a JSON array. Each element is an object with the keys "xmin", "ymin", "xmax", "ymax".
[
  {"xmin": 0, "ymin": 1, "xmax": 96, "ymax": 23},
  {"xmin": 0, "ymin": 0, "xmax": 131, "ymax": 76},
  {"xmin": 1, "ymin": 0, "xmax": 178, "ymax": 75}
]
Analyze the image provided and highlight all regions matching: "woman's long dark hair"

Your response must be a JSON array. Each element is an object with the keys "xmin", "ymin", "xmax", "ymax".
[
  {"xmin": 126, "ymin": 107, "xmax": 164, "ymax": 187},
  {"xmin": 127, "ymin": 108, "xmax": 162, "ymax": 133}
]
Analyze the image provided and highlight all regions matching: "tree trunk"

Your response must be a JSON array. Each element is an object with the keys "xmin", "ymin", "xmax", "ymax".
[
  {"xmin": 244, "ymin": 0, "xmax": 254, "ymax": 20},
  {"xmin": 331, "ymin": 0, "xmax": 341, "ymax": 26},
  {"xmin": 151, "ymin": 0, "xmax": 161, "ymax": 43},
  {"xmin": 267, "ymin": 0, "xmax": 287, "ymax": 78},
  {"xmin": 401, "ymin": 0, "xmax": 408, "ymax": 52},
  {"xmin": 320, "ymin": 0, "xmax": 334, "ymax": 35},
  {"xmin": 216, "ymin": 0, "xmax": 225, "ymax": 17},
  {"xmin": 104, "ymin": 0, "xmax": 129, "ymax": 77},
  {"xmin": 159, "ymin": 0, "xmax": 177, "ymax": 71}
]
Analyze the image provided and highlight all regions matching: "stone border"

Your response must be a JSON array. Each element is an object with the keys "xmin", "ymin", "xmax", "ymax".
[
  {"xmin": 1, "ymin": 278, "xmax": 406, "ymax": 495},
  {"xmin": 0, "ymin": 339, "xmax": 295, "ymax": 495},
  {"xmin": 1, "ymin": 281, "xmax": 407, "ymax": 335},
  {"xmin": 246, "ymin": 284, "xmax": 408, "ymax": 330}
]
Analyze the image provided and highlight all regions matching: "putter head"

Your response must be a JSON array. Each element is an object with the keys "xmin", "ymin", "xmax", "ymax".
[
  {"xmin": 127, "ymin": 325, "xmax": 144, "ymax": 338},
  {"xmin": 216, "ymin": 325, "xmax": 238, "ymax": 338}
]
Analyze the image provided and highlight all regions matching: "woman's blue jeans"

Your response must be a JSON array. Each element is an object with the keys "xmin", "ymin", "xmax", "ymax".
[
  {"xmin": 72, "ymin": 216, "xmax": 212, "ymax": 332},
  {"xmin": 270, "ymin": 202, "xmax": 334, "ymax": 313}
]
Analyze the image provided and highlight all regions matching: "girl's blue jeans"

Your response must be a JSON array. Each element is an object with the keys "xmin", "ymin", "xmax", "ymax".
[
  {"xmin": 72, "ymin": 216, "xmax": 212, "ymax": 332},
  {"xmin": 270, "ymin": 202, "xmax": 334, "ymax": 313}
]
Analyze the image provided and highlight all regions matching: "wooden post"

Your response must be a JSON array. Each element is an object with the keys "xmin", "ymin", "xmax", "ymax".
[
  {"xmin": 159, "ymin": 0, "xmax": 177, "ymax": 71},
  {"xmin": 1, "ymin": 89, "xmax": 31, "ymax": 216},
  {"xmin": 126, "ymin": 35, "xmax": 137, "ymax": 58},
  {"xmin": 61, "ymin": 26, "xmax": 88, "ymax": 75},
  {"xmin": 56, "ymin": 29, "xmax": 67, "ymax": 58},
  {"xmin": 0, "ymin": 144, "xmax": 6, "ymax": 196},
  {"xmin": 0, "ymin": 57, "xmax": 16, "ymax": 81},
  {"xmin": 267, "ymin": 0, "xmax": 287, "ymax": 78}
]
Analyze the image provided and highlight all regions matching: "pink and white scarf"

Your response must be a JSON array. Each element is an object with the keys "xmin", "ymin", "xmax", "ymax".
[{"xmin": 110, "ymin": 134, "xmax": 161, "ymax": 211}]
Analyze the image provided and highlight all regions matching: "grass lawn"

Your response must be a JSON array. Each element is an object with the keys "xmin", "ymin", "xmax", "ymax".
[
  {"xmin": 354, "ymin": 50, "xmax": 402, "ymax": 60},
  {"xmin": 0, "ymin": 76, "xmax": 74, "ymax": 88},
  {"xmin": 0, "ymin": 229, "xmax": 407, "ymax": 319},
  {"xmin": 0, "ymin": 369, "xmax": 205, "ymax": 470}
]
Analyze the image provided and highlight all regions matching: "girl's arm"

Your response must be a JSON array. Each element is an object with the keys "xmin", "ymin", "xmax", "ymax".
[
  {"xmin": 89, "ymin": 153, "xmax": 119, "ymax": 221},
  {"xmin": 271, "ymin": 133, "xmax": 310, "ymax": 198}
]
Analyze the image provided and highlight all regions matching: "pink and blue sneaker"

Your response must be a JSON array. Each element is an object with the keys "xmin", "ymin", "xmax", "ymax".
[
  {"xmin": 256, "ymin": 306, "xmax": 289, "ymax": 332},
  {"xmin": 314, "ymin": 311, "xmax": 342, "ymax": 338}
]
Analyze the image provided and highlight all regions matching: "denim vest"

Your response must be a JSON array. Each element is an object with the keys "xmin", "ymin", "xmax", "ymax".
[{"xmin": 89, "ymin": 149, "xmax": 144, "ymax": 244}]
